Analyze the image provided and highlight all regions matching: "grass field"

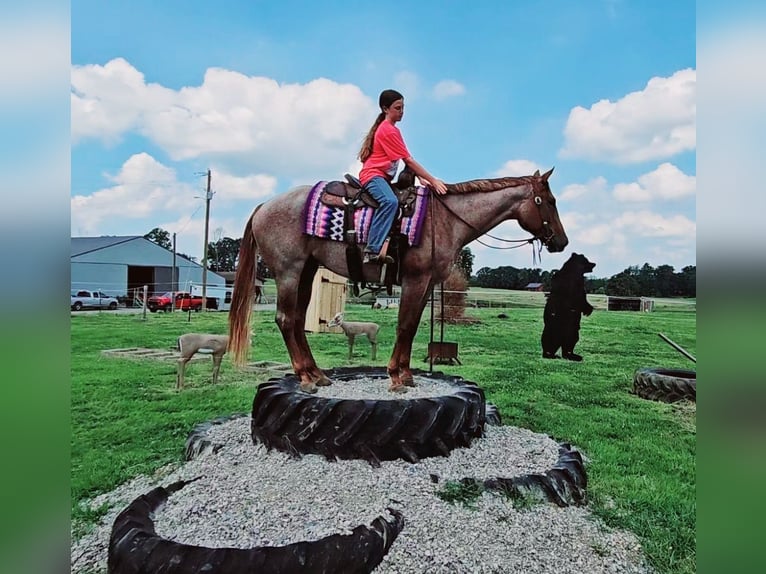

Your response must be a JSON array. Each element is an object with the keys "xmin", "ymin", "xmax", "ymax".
[{"xmin": 71, "ymin": 290, "xmax": 695, "ymax": 573}]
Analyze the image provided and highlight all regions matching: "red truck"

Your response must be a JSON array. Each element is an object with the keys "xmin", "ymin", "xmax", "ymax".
[{"xmin": 146, "ymin": 291, "xmax": 204, "ymax": 313}]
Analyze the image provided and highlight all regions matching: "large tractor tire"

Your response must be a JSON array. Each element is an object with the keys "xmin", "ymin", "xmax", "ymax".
[
  {"xmin": 633, "ymin": 367, "xmax": 696, "ymax": 403},
  {"xmin": 107, "ymin": 479, "xmax": 404, "ymax": 574},
  {"xmin": 251, "ymin": 367, "xmax": 487, "ymax": 465}
]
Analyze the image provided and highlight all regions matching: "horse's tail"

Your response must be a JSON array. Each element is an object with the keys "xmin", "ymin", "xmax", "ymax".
[{"xmin": 228, "ymin": 207, "xmax": 261, "ymax": 367}]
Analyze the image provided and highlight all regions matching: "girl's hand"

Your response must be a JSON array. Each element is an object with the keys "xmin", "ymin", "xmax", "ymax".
[{"xmin": 430, "ymin": 178, "xmax": 448, "ymax": 195}]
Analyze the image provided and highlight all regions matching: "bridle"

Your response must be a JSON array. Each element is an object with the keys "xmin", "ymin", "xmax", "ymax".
[{"xmin": 429, "ymin": 180, "xmax": 557, "ymax": 255}]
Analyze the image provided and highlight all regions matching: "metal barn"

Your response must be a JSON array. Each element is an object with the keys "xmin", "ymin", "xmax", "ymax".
[{"xmin": 71, "ymin": 236, "xmax": 226, "ymax": 299}]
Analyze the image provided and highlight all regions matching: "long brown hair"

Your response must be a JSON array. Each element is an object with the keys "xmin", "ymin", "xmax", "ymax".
[{"xmin": 358, "ymin": 89, "xmax": 404, "ymax": 162}]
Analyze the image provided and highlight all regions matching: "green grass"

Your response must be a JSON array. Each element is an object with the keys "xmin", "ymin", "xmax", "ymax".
[{"xmin": 71, "ymin": 296, "xmax": 695, "ymax": 573}]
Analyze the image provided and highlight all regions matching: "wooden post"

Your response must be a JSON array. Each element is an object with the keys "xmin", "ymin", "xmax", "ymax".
[{"xmin": 142, "ymin": 285, "xmax": 148, "ymax": 321}]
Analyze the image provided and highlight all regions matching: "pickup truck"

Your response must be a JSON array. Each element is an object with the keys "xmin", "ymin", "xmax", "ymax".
[
  {"xmin": 146, "ymin": 291, "xmax": 205, "ymax": 313},
  {"xmin": 71, "ymin": 290, "xmax": 120, "ymax": 311}
]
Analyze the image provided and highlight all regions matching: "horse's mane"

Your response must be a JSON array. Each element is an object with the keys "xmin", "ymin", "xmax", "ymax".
[{"xmin": 444, "ymin": 176, "xmax": 534, "ymax": 194}]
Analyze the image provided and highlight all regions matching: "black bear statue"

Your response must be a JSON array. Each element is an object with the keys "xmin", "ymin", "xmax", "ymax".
[{"xmin": 541, "ymin": 253, "xmax": 596, "ymax": 361}]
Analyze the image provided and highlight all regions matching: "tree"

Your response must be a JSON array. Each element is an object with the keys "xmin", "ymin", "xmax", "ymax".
[
  {"xmin": 678, "ymin": 265, "xmax": 696, "ymax": 297},
  {"xmin": 605, "ymin": 270, "xmax": 641, "ymax": 296},
  {"xmin": 455, "ymin": 247, "xmax": 474, "ymax": 280},
  {"xmin": 144, "ymin": 227, "xmax": 171, "ymax": 250},
  {"xmin": 636, "ymin": 263, "xmax": 656, "ymax": 296},
  {"xmin": 206, "ymin": 237, "xmax": 241, "ymax": 272},
  {"xmin": 654, "ymin": 264, "xmax": 677, "ymax": 297}
]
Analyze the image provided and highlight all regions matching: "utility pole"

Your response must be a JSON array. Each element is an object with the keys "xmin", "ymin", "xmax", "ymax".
[
  {"xmin": 201, "ymin": 169, "xmax": 212, "ymax": 311},
  {"xmin": 171, "ymin": 233, "xmax": 177, "ymax": 312}
]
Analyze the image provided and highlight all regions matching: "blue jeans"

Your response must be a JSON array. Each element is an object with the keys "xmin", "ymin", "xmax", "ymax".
[{"xmin": 364, "ymin": 176, "xmax": 398, "ymax": 254}]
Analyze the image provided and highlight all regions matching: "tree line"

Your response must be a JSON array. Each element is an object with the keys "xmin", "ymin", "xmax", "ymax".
[{"xmin": 471, "ymin": 261, "xmax": 695, "ymax": 298}]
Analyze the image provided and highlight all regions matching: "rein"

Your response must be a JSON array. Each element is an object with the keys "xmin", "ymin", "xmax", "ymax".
[{"xmin": 429, "ymin": 189, "xmax": 548, "ymax": 264}]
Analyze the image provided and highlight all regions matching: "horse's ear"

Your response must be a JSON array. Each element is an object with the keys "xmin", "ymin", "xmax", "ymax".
[
  {"xmin": 533, "ymin": 169, "xmax": 540, "ymax": 177},
  {"xmin": 542, "ymin": 167, "xmax": 555, "ymax": 181}
]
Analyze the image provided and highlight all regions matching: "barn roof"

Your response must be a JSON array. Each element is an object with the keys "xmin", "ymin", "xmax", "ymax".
[
  {"xmin": 71, "ymin": 236, "xmax": 201, "ymax": 267},
  {"xmin": 71, "ymin": 235, "xmax": 142, "ymax": 257},
  {"xmin": 525, "ymin": 282, "xmax": 543, "ymax": 288}
]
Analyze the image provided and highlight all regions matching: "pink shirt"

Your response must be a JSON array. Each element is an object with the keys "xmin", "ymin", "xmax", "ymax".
[{"xmin": 359, "ymin": 120, "xmax": 410, "ymax": 185}]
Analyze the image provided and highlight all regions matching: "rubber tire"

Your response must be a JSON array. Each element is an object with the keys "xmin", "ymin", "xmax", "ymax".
[
  {"xmin": 633, "ymin": 367, "xmax": 696, "ymax": 403},
  {"xmin": 107, "ymin": 479, "xmax": 404, "ymax": 574},
  {"xmin": 109, "ymin": 301, "xmax": 118, "ymax": 310},
  {"xmin": 251, "ymin": 366, "xmax": 487, "ymax": 465},
  {"xmin": 72, "ymin": 302, "xmax": 83, "ymax": 311}
]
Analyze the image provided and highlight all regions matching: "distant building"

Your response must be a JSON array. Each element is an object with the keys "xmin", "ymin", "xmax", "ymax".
[
  {"xmin": 524, "ymin": 282, "xmax": 544, "ymax": 292},
  {"xmin": 216, "ymin": 270, "xmax": 265, "ymax": 289},
  {"xmin": 71, "ymin": 236, "xmax": 226, "ymax": 298}
]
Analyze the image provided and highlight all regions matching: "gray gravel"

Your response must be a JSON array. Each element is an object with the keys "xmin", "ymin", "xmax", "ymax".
[{"xmin": 71, "ymin": 379, "xmax": 653, "ymax": 574}]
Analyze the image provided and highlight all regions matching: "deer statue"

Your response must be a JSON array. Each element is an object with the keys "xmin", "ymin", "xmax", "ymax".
[
  {"xmin": 176, "ymin": 333, "xmax": 230, "ymax": 389},
  {"xmin": 327, "ymin": 312, "xmax": 379, "ymax": 361}
]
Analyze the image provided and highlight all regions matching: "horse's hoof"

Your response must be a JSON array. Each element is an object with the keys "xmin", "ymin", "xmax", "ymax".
[
  {"xmin": 388, "ymin": 384, "xmax": 408, "ymax": 394},
  {"xmin": 315, "ymin": 376, "xmax": 333, "ymax": 387},
  {"xmin": 402, "ymin": 377, "xmax": 416, "ymax": 387},
  {"xmin": 300, "ymin": 382, "xmax": 318, "ymax": 394}
]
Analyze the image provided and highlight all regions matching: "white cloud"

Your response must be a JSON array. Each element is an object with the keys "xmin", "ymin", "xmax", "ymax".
[
  {"xmin": 613, "ymin": 163, "xmax": 695, "ymax": 202},
  {"xmin": 565, "ymin": 208, "xmax": 695, "ymax": 247},
  {"xmin": 615, "ymin": 210, "xmax": 696, "ymax": 238},
  {"xmin": 492, "ymin": 159, "xmax": 542, "ymax": 177},
  {"xmin": 71, "ymin": 59, "xmax": 377, "ymax": 179},
  {"xmin": 575, "ymin": 223, "xmax": 613, "ymax": 246},
  {"xmin": 71, "ymin": 153, "xmax": 276, "ymax": 236},
  {"xmin": 559, "ymin": 68, "xmax": 696, "ymax": 164},
  {"xmin": 433, "ymin": 80, "xmax": 466, "ymax": 101},
  {"xmin": 210, "ymin": 170, "xmax": 278, "ymax": 201},
  {"xmin": 560, "ymin": 176, "xmax": 607, "ymax": 201}
]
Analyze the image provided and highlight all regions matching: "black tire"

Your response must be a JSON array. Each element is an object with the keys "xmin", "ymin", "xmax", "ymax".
[
  {"xmin": 633, "ymin": 367, "xmax": 696, "ymax": 403},
  {"xmin": 251, "ymin": 367, "xmax": 487, "ymax": 465},
  {"xmin": 453, "ymin": 443, "xmax": 588, "ymax": 508},
  {"xmin": 108, "ymin": 301, "xmax": 118, "ymax": 310},
  {"xmin": 163, "ymin": 304, "xmax": 171, "ymax": 312},
  {"xmin": 484, "ymin": 403, "xmax": 502, "ymax": 426},
  {"xmin": 72, "ymin": 301, "xmax": 83, "ymax": 311},
  {"xmin": 149, "ymin": 308, "xmax": 157, "ymax": 313},
  {"xmin": 107, "ymin": 479, "xmax": 404, "ymax": 574}
]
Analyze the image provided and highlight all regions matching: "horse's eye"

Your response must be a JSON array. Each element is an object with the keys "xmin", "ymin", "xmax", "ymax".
[{"xmin": 534, "ymin": 196, "xmax": 542, "ymax": 206}]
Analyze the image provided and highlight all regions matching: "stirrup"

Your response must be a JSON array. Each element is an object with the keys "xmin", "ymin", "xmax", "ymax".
[{"xmin": 363, "ymin": 252, "xmax": 394, "ymax": 265}]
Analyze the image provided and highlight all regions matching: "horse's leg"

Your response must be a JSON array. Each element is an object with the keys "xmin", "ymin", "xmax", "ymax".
[
  {"xmin": 348, "ymin": 334, "xmax": 355, "ymax": 360},
  {"xmin": 387, "ymin": 276, "xmax": 433, "ymax": 391},
  {"xmin": 275, "ymin": 271, "xmax": 320, "ymax": 393},
  {"xmin": 293, "ymin": 259, "xmax": 332, "ymax": 387}
]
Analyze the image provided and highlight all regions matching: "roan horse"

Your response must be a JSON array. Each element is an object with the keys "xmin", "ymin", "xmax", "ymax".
[{"xmin": 229, "ymin": 168, "xmax": 568, "ymax": 393}]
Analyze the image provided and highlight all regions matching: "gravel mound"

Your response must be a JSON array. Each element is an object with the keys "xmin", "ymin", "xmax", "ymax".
[
  {"xmin": 312, "ymin": 375, "xmax": 463, "ymax": 399},
  {"xmin": 72, "ymin": 416, "xmax": 651, "ymax": 573}
]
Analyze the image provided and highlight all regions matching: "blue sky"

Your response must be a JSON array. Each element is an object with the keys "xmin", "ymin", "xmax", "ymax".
[{"xmin": 71, "ymin": 0, "xmax": 696, "ymax": 278}]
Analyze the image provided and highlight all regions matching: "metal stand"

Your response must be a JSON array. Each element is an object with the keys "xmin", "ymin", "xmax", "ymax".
[{"xmin": 425, "ymin": 282, "xmax": 461, "ymax": 367}]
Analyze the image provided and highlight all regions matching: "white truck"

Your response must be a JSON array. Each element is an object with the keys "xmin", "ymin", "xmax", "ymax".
[{"xmin": 71, "ymin": 289, "xmax": 119, "ymax": 311}]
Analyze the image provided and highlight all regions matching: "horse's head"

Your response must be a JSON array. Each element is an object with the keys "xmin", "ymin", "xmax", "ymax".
[
  {"xmin": 328, "ymin": 312, "xmax": 344, "ymax": 328},
  {"xmin": 520, "ymin": 168, "xmax": 568, "ymax": 252}
]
